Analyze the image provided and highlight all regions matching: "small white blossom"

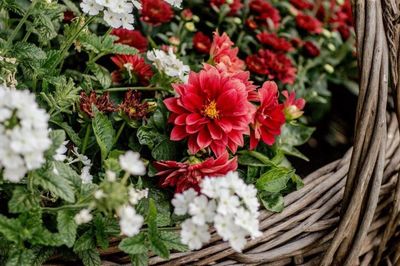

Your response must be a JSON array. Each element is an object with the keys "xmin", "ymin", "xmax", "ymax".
[
  {"xmin": 164, "ymin": 0, "xmax": 182, "ymax": 8},
  {"xmin": 119, "ymin": 151, "xmax": 146, "ymax": 176},
  {"xmin": 189, "ymin": 195, "xmax": 216, "ymax": 225},
  {"xmin": 214, "ymin": 214, "xmax": 236, "ymax": 241},
  {"xmin": 180, "ymin": 219, "xmax": 210, "ymax": 250},
  {"xmin": 0, "ymin": 85, "xmax": 51, "ymax": 183},
  {"xmin": 81, "ymin": 0, "xmax": 104, "ymax": 15},
  {"xmin": 103, "ymin": 10, "xmax": 123, "ymax": 28},
  {"xmin": 80, "ymin": 166, "xmax": 93, "ymax": 184},
  {"xmin": 106, "ymin": 170, "xmax": 117, "ymax": 182},
  {"xmin": 129, "ymin": 187, "xmax": 148, "ymax": 205},
  {"xmin": 94, "ymin": 189, "xmax": 106, "ymax": 199},
  {"xmin": 217, "ymin": 189, "xmax": 240, "ymax": 215},
  {"xmin": 228, "ymin": 229, "xmax": 248, "ymax": 252},
  {"xmin": 118, "ymin": 205, "xmax": 144, "ymax": 237},
  {"xmin": 147, "ymin": 48, "xmax": 190, "ymax": 82},
  {"xmin": 54, "ymin": 141, "xmax": 68, "ymax": 161},
  {"xmin": 74, "ymin": 209, "xmax": 93, "ymax": 225},
  {"xmin": 172, "ymin": 188, "xmax": 197, "ymax": 215}
]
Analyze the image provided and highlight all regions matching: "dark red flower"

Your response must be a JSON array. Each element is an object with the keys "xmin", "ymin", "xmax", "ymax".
[
  {"xmin": 118, "ymin": 91, "xmax": 149, "ymax": 120},
  {"xmin": 80, "ymin": 91, "xmax": 115, "ymax": 118},
  {"xmin": 249, "ymin": 0, "xmax": 281, "ymax": 28},
  {"xmin": 111, "ymin": 55, "xmax": 154, "ymax": 86},
  {"xmin": 256, "ymin": 32, "xmax": 292, "ymax": 53},
  {"xmin": 303, "ymin": 41, "xmax": 320, "ymax": 57},
  {"xmin": 290, "ymin": 0, "xmax": 313, "ymax": 10},
  {"xmin": 291, "ymin": 37, "xmax": 303, "ymax": 48},
  {"xmin": 141, "ymin": 0, "xmax": 174, "ymax": 25},
  {"xmin": 246, "ymin": 49, "xmax": 297, "ymax": 84},
  {"xmin": 111, "ymin": 29, "xmax": 148, "ymax": 53},
  {"xmin": 164, "ymin": 66, "xmax": 255, "ymax": 156},
  {"xmin": 193, "ymin": 32, "xmax": 212, "ymax": 54},
  {"xmin": 63, "ymin": 11, "xmax": 75, "ymax": 23},
  {"xmin": 296, "ymin": 13, "xmax": 323, "ymax": 34},
  {"xmin": 330, "ymin": 0, "xmax": 353, "ymax": 40},
  {"xmin": 250, "ymin": 82, "xmax": 285, "ymax": 150},
  {"xmin": 154, "ymin": 152, "xmax": 238, "ymax": 193},
  {"xmin": 210, "ymin": 0, "xmax": 243, "ymax": 15}
]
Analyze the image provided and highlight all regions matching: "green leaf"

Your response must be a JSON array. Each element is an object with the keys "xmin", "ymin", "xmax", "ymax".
[
  {"xmin": 77, "ymin": 249, "xmax": 101, "ymax": 266},
  {"xmin": 0, "ymin": 215, "xmax": 24, "ymax": 243},
  {"xmin": 291, "ymin": 174, "xmax": 304, "ymax": 190},
  {"xmin": 12, "ymin": 42, "xmax": 46, "ymax": 61},
  {"xmin": 33, "ymin": 163, "xmax": 75, "ymax": 203},
  {"xmin": 278, "ymin": 123, "xmax": 315, "ymax": 147},
  {"xmin": 160, "ymin": 231, "xmax": 188, "ymax": 252},
  {"xmin": 31, "ymin": 247, "xmax": 55, "ymax": 266},
  {"xmin": 256, "ymin": 167, "xmax": 294, "ymax": 193},
  {"xmin": 118, "ymin": 232, "xmax": 148, "ymax": 254},
  {"xmin": 259, "ymin": 192, "xmax": 284, "ymax": 212},
  {"xmin": 111, "ymin": 44, "xmax": 138, "ymax": 55},
  {"xmin": 52, "ymin": 161, "xmax": 82, "ymax": 188},
  {"xmin": 6, "ymin": 249, "xmax": 35, "ymax": 266},
  {"xmin": 3, "ymin": 0, "xmax": 25, "ymax": 15},
  {"xmin": 137, "ymin": 126, "xmax": 161, "ymax": 149},
  {"xmin": 8, "ymin": 187, "xmax": 40, "ymax": 213},
  {"xmin": 148, "ymin": 199, "xmax": 170, "ymax": 259},
  {"xmin": 57, "ymin": 210, "xmax": 77, "ymax": 248},
  {"xmin": 130, "ymin": 253, "xmax": 148, "ymax": 266},
  {"xmin": 151, "ymin": 138, "xmax": 177, "ymax": 161},
  {"xmin": 92, "ymin": 107, "xmax": 115, "ymax": 161},
  {"xmin": 88, "ymin": 63, "xmax": 111, "ymax": 89},
  {"xmin": 280, "ymin": 145, "xmax": 309, "ymax": 161},
  {"xmin": 73, "ymin": 231, "xmax": 96, "ymax": 252},
  {"xmin": 238, "ymin": 154, "xmax": 266, "ymax": 167},
  {"xmin": 50, "ymin": 121, "xmax": 82, "ymax": 146},
  {"xmin": 93, "ymin": 215, "xmax": 109, "ymax": 249}
]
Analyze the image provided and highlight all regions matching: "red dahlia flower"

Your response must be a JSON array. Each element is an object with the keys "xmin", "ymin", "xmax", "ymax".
[
  {"xmin": 164, "ymin": 66, "xmax": 255, "ymax": 156},
  {"xmin": 141, "ymin": 0, "xmax": 174, "ymax": 25},
  {"xmin": 289, "ymin": 0, "xmax": 313, "ymax": 10},
  {"xmin": 250, "ymin": 82, "xmax": 285, "ymax": 149},
  {"xmin": 193, "ymin": 32, "xmax": 212, "ymax": 54},
  {"xmin": 282, "ymin": 90, "xmax": 305, "ymax": 120},
  {"xmin": 111, "ymin": 55, "xmax": 153, "ymax": 86},
  {"xmin": 154, "ymin": 152, "xmax": 238, "ymax": 193},
  {"xmin": 303, "ymin": 41, "xmax": 320, "ymax": 57},
  {"xmin": 210, "ymin": 0, "xmax": 243, "ymax": 15},
  {"xmin": 111, "ymin": 29, "xmax": 148, "ymax": 53},
  {"xmin": 80, "ymin": 91, "xmax": 115, "ymax": 118},
  {"xmin": 249, "ymin": 0, "xmax": 281, "ymax": 28},
  {"xmin": 256, "ymin": 32, "xmax": 292, "ymax": 53},
  {"xmin": 296, "ymin": 13, "xmax": 323, "ymax": 34},
  {"xmin": 210, "ymin": 32, "xmax": 245, "ymax": 74},
  {"xmin": 246, "ymin": 49, "xmax": 296, "ymax": 85}
]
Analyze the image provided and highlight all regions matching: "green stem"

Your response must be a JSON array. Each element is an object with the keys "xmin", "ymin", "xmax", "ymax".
[
  {"xmin": 28, "ymin": 172, "xmax": 34, "ymax": 192},
  {"xmin": 97, "ymin": 86, "xmax": 165, "ymax": 93},
  {"xmin": 121, "ymin": 172, "xmax": 130, "ymax": 185},
  {"xmin": 22, "ymin": 30, "xmax": 32, "ymax": 42},
  {"xmin": 5, "ymin": 0, "xmax": 38, "ymax": 49},
  {"xmin": 42, "ymin": 203, "xmax": 89, "ymax": 212},
  {"xmin": 81, "ymin": 122, "xmax": 92, "ymax": 154},
  {"xmin": 113, "ymin": 121, "xmax": 126, "ymax": 146}
]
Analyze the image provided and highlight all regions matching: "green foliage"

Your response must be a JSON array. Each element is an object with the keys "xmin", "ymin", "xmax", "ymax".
[{"xmin": 92, "ymin": 107, "xmax": 116, "ymax": 161}]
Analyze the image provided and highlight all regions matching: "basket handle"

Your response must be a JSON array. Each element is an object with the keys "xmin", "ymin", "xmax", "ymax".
[{"xmin": 319, "ymin": 0, "xmax": 397, "ymax": 265}]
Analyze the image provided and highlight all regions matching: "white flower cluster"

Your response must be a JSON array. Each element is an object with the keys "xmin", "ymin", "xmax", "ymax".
[
  {"xmin": 147, "ymin": 48, "xmax": 190, "ymax": 83},
  {"xmin": 118, "ymin": 204, "xmax": 144, "ymax": 237},
  {"xmin": 55, "ymin": 143, "xmax": 93, "ymax": 184},
  {"xmin": 0, "ymin": 85, "xmax": 51, "ymax": 183},
  {"xmin": 172, "ymin": 172, "xmax": 262, "ymax": 252},
  {"xmin": 81, "ymin": 0, "xmax": 181, "ymax": 30},
  {"xmin": 74, "ymin": 208, "xmax": 93, "ymax": 225}
]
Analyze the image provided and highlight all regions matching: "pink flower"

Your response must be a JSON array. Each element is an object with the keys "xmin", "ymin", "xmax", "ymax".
[
  {"xmin": 164, "ymin": 66, "xmax": 255, "ymax": 156},
  {"xmin": 250, "ymin": 82, "xmax": 285, "ymax": 149},
  {"xmin": 282, "ymin": 90, "xmax": 305, "ymax": 120},
  {"xmin": 154, "ymin": 152, "xmax": 238, "ymax": 193},
  {"xmin": 209, "ymin": 32, "xmax": 245, "ymax": 74}
]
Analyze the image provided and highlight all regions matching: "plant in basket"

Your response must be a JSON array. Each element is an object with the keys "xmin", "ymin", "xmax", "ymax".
[{"xmin": 0, "ymin": 0, "xmax": 357, "ymax": 265}]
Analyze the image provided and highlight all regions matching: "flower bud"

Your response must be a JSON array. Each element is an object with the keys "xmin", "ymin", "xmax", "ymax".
[
  {"xmin": 324, "ymin": 64, "xmax": 334, "ymax": 73},
  {"xmin": 185, "ymin": 22, "xmax": 196, "ymax": 32}
]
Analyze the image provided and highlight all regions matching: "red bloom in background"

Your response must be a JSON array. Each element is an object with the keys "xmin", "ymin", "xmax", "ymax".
[
  {"xmin": 111, "ymin": 29, "xmax": 148, "ymax": 53},
  {"xmin": 193, "ymin": 32, "xmax": 212, "ymax": 54},
  {"xmin": 80, "ymin": 91, "xmax": 115, "ymax": 118},
  {"xmin": 63, "ymin": 11, "xmax": 75, "ymax": 23},
  {"xmin": 111, "ymin": 55, "xmax": 153, "ymax": 86},
  {"xmin": 303, "ymin": 41, "xmax": 320, "ymax": 57},
  {"xmin": 246, "ymin": 49, "xmax": 296, "ymax": 84},
  {"xmin": 210, "ymin": 0, "xmax": 243, "ymax": 15},
  {"xmin": 282, "ymin": 90, "xmax": 305, "ymax": 120},
  {"xmin": 330, "ymin": 0, "xmax": 353, "ymax": 40},
  {"xmin": 256, "ymin": 32, "xmax": 292, "ymax": 53},
  {"xmin": 164, "ymin": 66, "xmax": 255, "ymax": 156},
  {"xmin": 249, "ymin": 0, "xmax": 281, "ymax": 28},
  {"xmin": 181, "ymin": 9, "xmax": 193, "ymax": 20},
  {"xmin": 141, "ymin": 0, "xmax": 174, "ymax": 25},
  {"xmin": 210, "ymin": 32, "xmax": 245, "ymax": 74},
  {"xmin": 290, "ymin": 0, "xmax": 313, "ymax": 10},
  {"xmin": 154, "ymin": 152, "xmax": 238, "ymax": 193},
  {"xmin": 296, "ymin": 13, "xmax": 323, "ymax": 34},
  {"xmin": 250, "ymin": 82, "xmax": 285, "ymax": 149},
  {"xmin": 119, "ymin": 91, "xmax": 149, "ymax": 120}
]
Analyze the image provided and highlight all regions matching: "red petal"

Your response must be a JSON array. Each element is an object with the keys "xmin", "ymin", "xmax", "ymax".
[
  {"xmin": 170, "ymin": 126, "xmax": 188, "ymax": 141},
  {"xmin": 197, "ymin": 129, "xmax": 212, "ymax": 149}
]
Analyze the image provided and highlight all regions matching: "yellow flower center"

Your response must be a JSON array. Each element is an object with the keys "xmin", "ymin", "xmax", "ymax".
[{"xmin": 203, "ymin": 100, "xmax": 219, "ymax": 119}]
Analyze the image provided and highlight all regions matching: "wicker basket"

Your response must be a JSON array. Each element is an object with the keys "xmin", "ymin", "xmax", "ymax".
[{"xmin": 93, "ymin": 1, "xmax": 400, "ymax": 265}]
